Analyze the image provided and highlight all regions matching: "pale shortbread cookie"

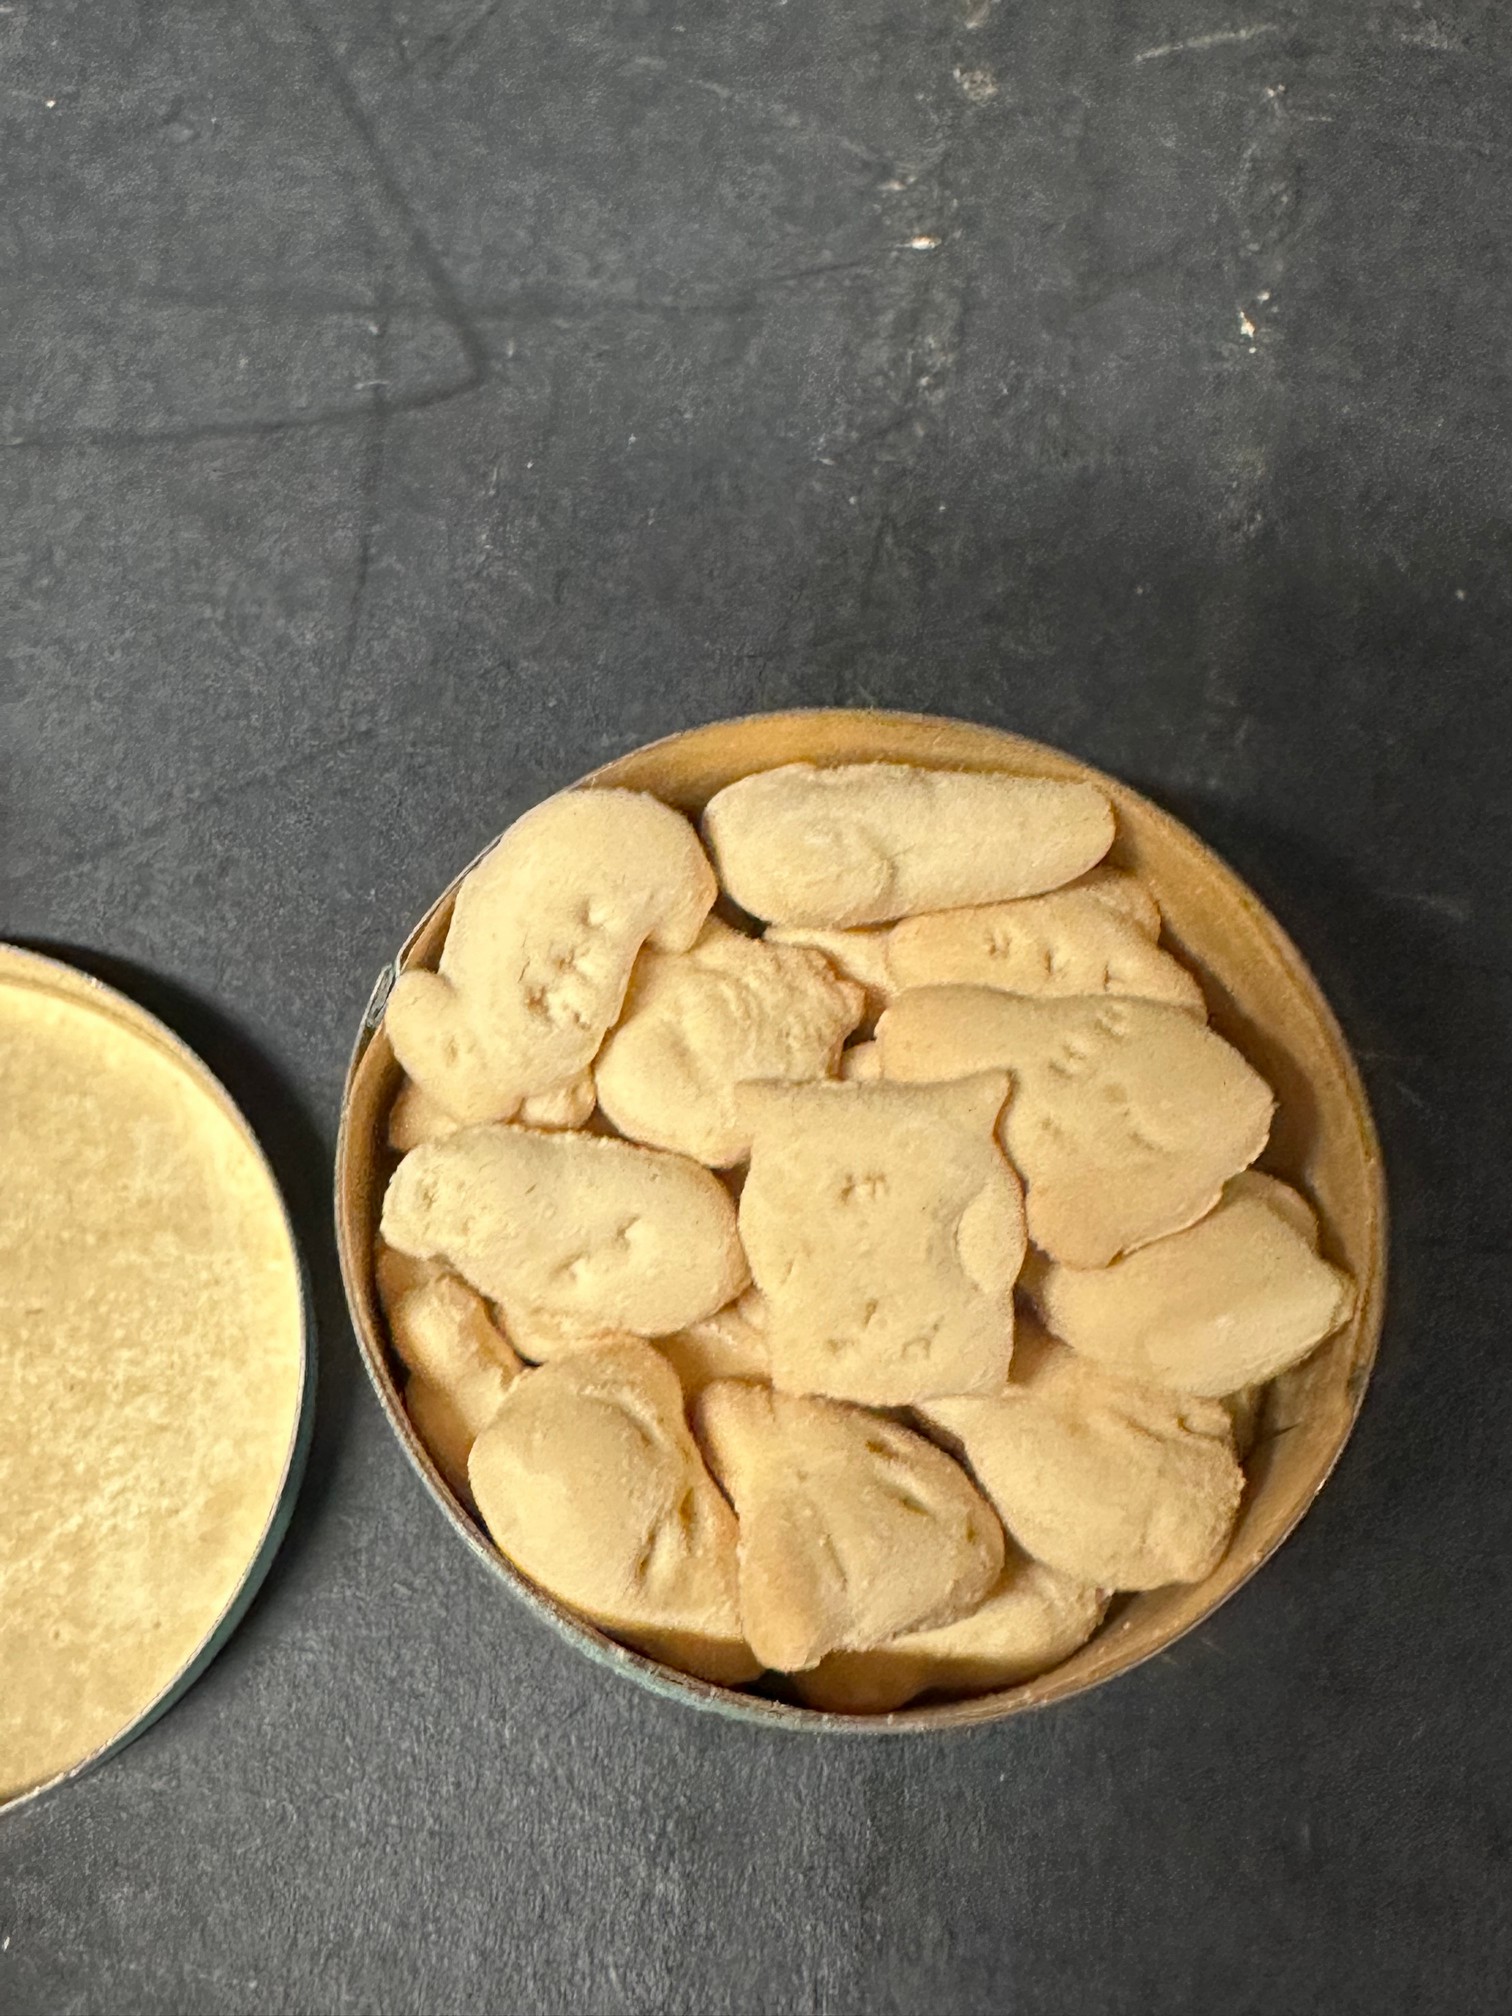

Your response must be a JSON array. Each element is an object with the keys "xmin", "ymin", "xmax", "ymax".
[
  {"xmin": 385, "ymin": 790, "xmax": 715, "ymax": 1124},
  {"xmin": 595, "ymin": 920, "xmax": 863, "ymax": 1166},
  {"xmin": 839, "ymin": 1040, "xmax": 882, "ymax": 1082},
  {"xmin": 1026, "ymin": 1176, "xmax": 1354, "ymax": 1397},
  {"xmin": 887, "ymin": 886, "xmax": 1205, "ymax": 1015},
  {"xmin": 388, "ymin": 1071, "xmax": 597, "ymax": 1153},
  {"xmin": 655, "ymin": 1289, "xmax": 770, "ymax": 1398},
  {"xmin": 381, "ymin": 1124, "xmax": 747, "ymax": 1345},
  {"xmin": 468, "ymin": 1342, "xmax": 759, "ymax": 1684},
  {"xmin": 502, "ymin": 1305, "xmax": 641, "ymax": 1364},
  {"xmin": 794, "ymin": 1555, "xmax": 1107, "ymax": 1714},
  {"xmin": 388, "ymin": 1080, "xmax": 461, "ymax": 1153},
  {"xmin": 702, "ymin": 763, "xmax": 1114, "ymax": 927},
  {"xmin": 922, "ymin": 1327, "xmax": 1243, "ymax": 1589},
  {"xmin": 770, "ymin": 869, "xmax": 1164, "ymax": 1019},
  {"xmin": 374, "ymin": 1242, "xmax": 523, "ymax": 1503},
  {"xmin": 764, "ymin": 924, "xmax": 896, "ymax": 1021},
  {"xmin": 736, "ymin": 1075, "xmax": 1025, "ymax": 1405},
  {"xmin": 1062, "ymin": 866, "xmax": 1162, "ymax": 939},
  {"xmin": 694, "ymin": 1382, "xmax": 1003, "ymax": 1671},
  {"xmin": 876, "ymin": 988, "xmax": 1273, "ymax": 1266},
  {"xmin": 1226, "ymin": 1168, "xmax": 1320, "ymax": 1244}
]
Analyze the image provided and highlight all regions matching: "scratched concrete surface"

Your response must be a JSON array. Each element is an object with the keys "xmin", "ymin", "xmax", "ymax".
[{"xmin": 2, "ymin": 0, "xmax": 1510, "ymax": 2008}]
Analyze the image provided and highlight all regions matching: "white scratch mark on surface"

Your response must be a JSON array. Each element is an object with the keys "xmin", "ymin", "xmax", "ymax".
[
  {"xmin": 906, "ymin": 234, "xmax": 942, "ymax": 250},
  {"xmin": 1135, "ymin": 23, "xmax": 1279, "ymax": 63}
]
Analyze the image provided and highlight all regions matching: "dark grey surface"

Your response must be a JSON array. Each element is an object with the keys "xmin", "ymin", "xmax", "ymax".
[{"xmin": 3, "ymin": 0, "xmax": 1510, "ymax": 2008}]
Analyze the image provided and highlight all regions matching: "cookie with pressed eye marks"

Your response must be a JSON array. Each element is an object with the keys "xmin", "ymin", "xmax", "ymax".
[
  {"xmin": 594, "ymin": 920, "xmax": 864, "ymax": 1167},
  {"xmin": 886, "ymin": 884, "xmax": 1204, "ymax": 1015},
  {"xmin": 794, "ymin": 1554, "xmax": 1107, "ymax": 1713},
  {"xmin": 921, "ymin": 1325, "xmax": 1244, "ymax": 1590},
  {"xmin": 384, "ymin": 789, "xmax": 715, "ymax": 1125},
  {"xmin": 767, "ymin": 868, "xmax": 1166, "ymax": 1021},
  {"xmin": 702, "ymin": 763, "xmax": 1113, "ymax": 927},
  {"xmin": 876, "ymin": 988, "xmax": 1273, "ymax": 1266},
  {"xmin": 735, "ymin": 1075, "xmax": 1024, "ymax": 1405},
  {"xmin": 693, "ymin": 1381, "xmax": 1003, "ymax": 1671},
  {"xmin": 1025, "ymin": 1173, "xmax": 1354, "ymax": 1397},
  {"xmin": 468, "ymin": 1342, "xmax": 760, "ymax": 1684},
  {"xmin": 380, "ymin": 1124, "xmax": 747, "ymax": 1344}
]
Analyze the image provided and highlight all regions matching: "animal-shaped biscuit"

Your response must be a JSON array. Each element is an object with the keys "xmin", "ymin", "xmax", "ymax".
[
  {"xmin": 922, "ymin": 1326, "xmax": 1244, "ymax": 1589},
  {"xmin": 655, "ymin": 1289, "xmax": 770, "ymax": 1398},
  {"xmin": 794, "ymin": 1554, "xmax": 1107, "ymax": 1713},
  {"xmin": 876, "ymin": 988, "xmax": 1273, "ymax": 1265},
  {"xmin": 388, "ymin": 1071, "xmax": 596, "ymax": 1152},
  {"xmin": 1026, "ymin": 1174, "xmax": 1354, "ymax": 1396},
  {"xmin": 768, "ymin": 869, "xmax": 1170, "ymax": 1022},
  {"xmin": 736, "ymin": 1075, "xmax": 1025, "ymax": 1404},
  {"xmin": 384, "ymin": 790, "xmax": 715, "ymax": 1124},
  {"xmin": 468, "ymin": 1342, "xmax": 760, "ymax": 1684},
  {"xmin": 381, "ymin": 1124, "xmax": 747, "ymax": 1346},
  {"xmin": 693, "ymin": 1382, "xmax": 1003, "ymax": 1670},
  {"xmin": 886, "ymin": 885, "xmax": 1205, "ymax": 1015},
  {"xmin": 374, "ymin": 1242, "xmax": 523, "ymax": 1502},
  {"xmin": 595, "ymin": 920, "xmax": 864, "ymax": 1166},
  {"xmin": 702, "ymin": 763, "xmax": 1114, "ymax": 927}
]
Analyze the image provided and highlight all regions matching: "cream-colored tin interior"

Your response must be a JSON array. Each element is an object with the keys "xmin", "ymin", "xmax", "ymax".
[
  {"xmin": 0, "ymin": 948, "xmax": 306, "ymax": 1804},
  {"xmin": 336, "ymin": 711, "xmax": 1387, "ymax": 1730}
]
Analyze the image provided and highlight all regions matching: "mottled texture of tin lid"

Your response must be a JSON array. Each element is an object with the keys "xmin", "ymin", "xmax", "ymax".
[{"xmin": 0, "ymin": 949, "xmax": 305, "ymax": 1807}]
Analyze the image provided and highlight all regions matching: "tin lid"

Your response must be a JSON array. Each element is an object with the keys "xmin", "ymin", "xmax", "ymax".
[{"xmin": 0, "ymin": 946, "xmax": 311, "ymax": 1810}]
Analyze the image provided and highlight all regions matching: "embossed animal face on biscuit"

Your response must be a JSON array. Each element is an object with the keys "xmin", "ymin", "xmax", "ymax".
[
  {"xmin": 383, "ymin": 790, "xmax": 715, "ymax": 1125},
  {"xmin": 380, "ymin": 1124, "xmax": 747, "ymax": 1344},
  {"xmin": 595, "ymin": 920, "xmax": 863, "ymax": 1166},
  {"xmin": 887, "ymin": 886, "xmax": 1205, "ymax": 1014},
  {"xmin": 468, "ymin": 1343, "xmax": 759, "ymax": 1684},
  {"xmin": 693, "ymin": 1382, "xmax": 1004, "ymax": 1671},
  {"xmin": 876, "ymin": 988, "xmax": 1273, "ymax": 1265},
  {"xmin": 735, "ymin": 1075, "xmax": 1024, "ymax": 1404},
  {"xmin": 702, "ymin": 763, "xmax": 1114, "ymax": 927}
]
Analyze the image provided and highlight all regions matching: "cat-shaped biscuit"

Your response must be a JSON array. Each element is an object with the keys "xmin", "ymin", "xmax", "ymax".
[{"xmin": 736, "ymin": 1075, "xmax": 1025, "ymax": 1404}]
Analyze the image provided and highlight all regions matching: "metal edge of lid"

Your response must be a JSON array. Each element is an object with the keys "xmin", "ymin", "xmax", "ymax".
[{"xmin": 0, "ymin": 943, "xmax": 317, "ymax": 1817}]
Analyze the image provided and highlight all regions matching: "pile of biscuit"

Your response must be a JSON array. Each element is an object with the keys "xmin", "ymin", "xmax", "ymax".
[{"xmin": 373, "ymin": 762, "xmax": 1355, "ymax": 1713}]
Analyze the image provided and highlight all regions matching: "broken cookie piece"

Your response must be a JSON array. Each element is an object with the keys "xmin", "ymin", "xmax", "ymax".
[
  {"xmin": 794, "ymin": 1553, "xmax": 1107, "ymax": 1713},
  {"xmin": 694, "ymin": 1382, "xmax": 1003, "ymax": 1671},
  {"xmin": 1025, "ymin": 1174, "xmax": 1354, "ymax": 1396},
  {"xmin": 595, "ymin": 919, "xmax": 864, "ymax": 1166},
  {"xmin": 469, "ymin": 1342, "xmax": 760, "ymax": 1684},
  {"xmin": 737, "ymin": 1075, "xmax": 1025, "ymax": 1405},
  {"xmin": 703, "ymin": 762, "xmax": 1114, "ymax": 927},
  {"xmin": 381, "ymin": 1123, "xmax": 747, "ymax": 1345},
  {"xmin": 384, "ymin": 789, "xmax": 715, "ymax": 1125},
  {"xmin": 876, "ymin": 987, "xmax": 1273, "ymax": 1266},
  {"xmin": 921, "ymin": 1326, "xmax": 1243, "ymax": 1589}
]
